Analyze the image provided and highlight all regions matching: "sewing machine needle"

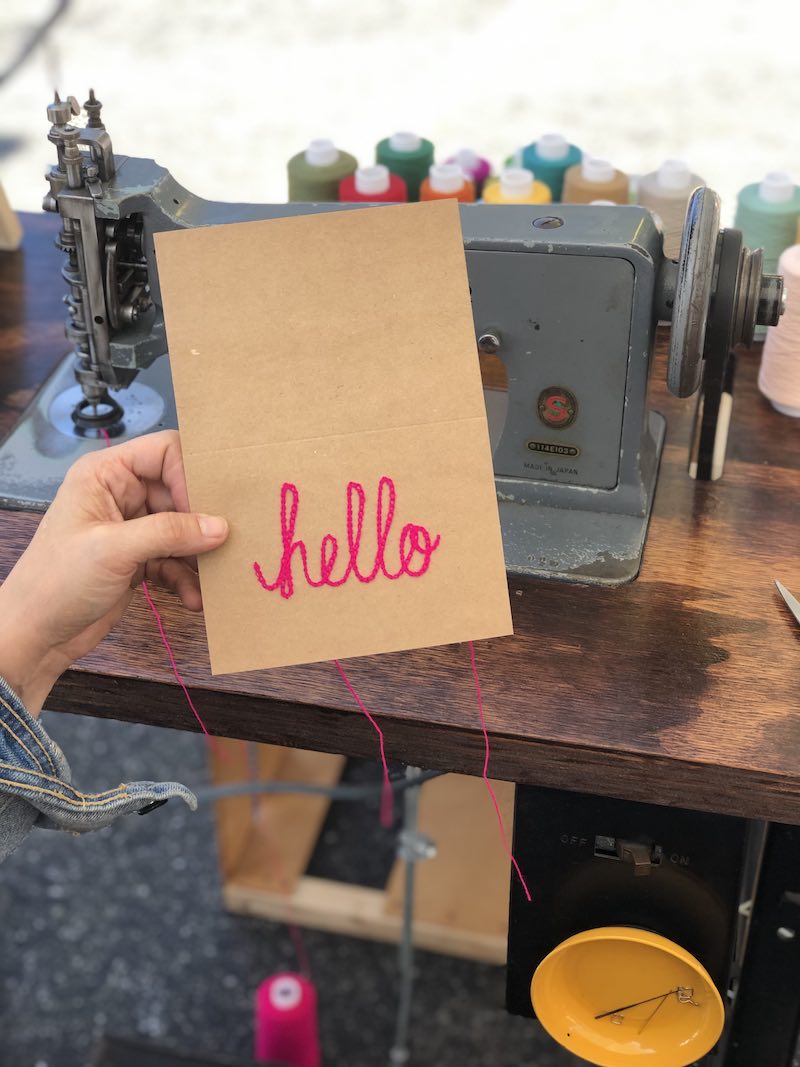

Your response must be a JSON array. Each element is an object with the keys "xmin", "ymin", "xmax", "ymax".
[{"xmin": 775, "ymin": 581, "xmax": 800, "ymax": 628}]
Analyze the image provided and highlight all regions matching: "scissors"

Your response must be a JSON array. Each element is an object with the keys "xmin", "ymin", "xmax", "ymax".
[{"xmin": 775, "ymin": 581, "xmax": 800, "ymax": 627}]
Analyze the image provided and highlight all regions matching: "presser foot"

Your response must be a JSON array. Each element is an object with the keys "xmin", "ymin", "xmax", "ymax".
[
  {"xmin": 70, "ymin": 391, "xmax": 125, "ymax": 438},
  {"xmin": 0, "ymin": 352, "xmax": 177, "ymax": 511}
]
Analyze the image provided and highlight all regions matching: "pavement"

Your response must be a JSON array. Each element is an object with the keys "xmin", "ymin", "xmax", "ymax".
[{"xmin": 0, "ymin": 712, "xmax": 576, "ymax": 1066}]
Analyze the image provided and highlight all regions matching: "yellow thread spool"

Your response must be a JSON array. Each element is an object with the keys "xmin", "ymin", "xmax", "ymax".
[{"xmin": 481, "ymin": 167, "xmax": 551, "ymax": 205}]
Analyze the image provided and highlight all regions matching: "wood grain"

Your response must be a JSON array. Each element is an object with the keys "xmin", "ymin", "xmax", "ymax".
[{"xmin": 2, "ymin": 214, "xmax": 800, "ymax": 824}]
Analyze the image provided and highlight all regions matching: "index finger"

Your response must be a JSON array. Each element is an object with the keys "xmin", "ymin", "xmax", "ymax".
[{"xmin": 103, "ymin": 430, "xmax": 192, "ymax": 513}]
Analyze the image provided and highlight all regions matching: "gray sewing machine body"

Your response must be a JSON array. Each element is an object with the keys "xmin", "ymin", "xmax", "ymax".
[{"xmin": 0, "ymin": 94, "xmax": 784, "ymax": 587}]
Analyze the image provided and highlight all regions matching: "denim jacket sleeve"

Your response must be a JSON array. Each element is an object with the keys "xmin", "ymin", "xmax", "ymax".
[{"xmin": 0, "ymin": 675, "xmax": 196, "ymax": 863}]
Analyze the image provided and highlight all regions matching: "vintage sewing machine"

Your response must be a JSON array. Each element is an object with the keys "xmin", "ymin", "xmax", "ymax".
[{"xmin": 0, "ymin": 92, "xmax": 784, "ymax": 585}]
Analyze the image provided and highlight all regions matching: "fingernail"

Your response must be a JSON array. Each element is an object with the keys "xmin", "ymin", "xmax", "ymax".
[{"xmin": 198, "ymin": 514, "xmax": 228, "ymax": 538}]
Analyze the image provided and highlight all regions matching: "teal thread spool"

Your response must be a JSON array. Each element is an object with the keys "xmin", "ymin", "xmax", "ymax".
[
  {"xmin": 735, "ymin": 172, "xmax": 800, "ymax": 338},
  {"xmin": 521, "ymin": 133, "xmax": 582, "ymax": 201},
  {"xmin": 287, "ymin": 139, "xmax": 358, "ymax": 202},
  {"xmin": 376, "ymin": 131, "xmax": 434, "ymax": 202}
]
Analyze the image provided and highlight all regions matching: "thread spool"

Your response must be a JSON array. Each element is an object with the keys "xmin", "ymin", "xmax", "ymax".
[
  {"xmin": 521, "ymin": 133, "xmax": 582, "ymax": 201},
  {"xmin": 735, "ymin": 173, "xmax": 800, "ymax": 276},
  {"xmin": 446, "ymin": 147, "xmax": 492, "ymax": 196},
  {"xmin": 736, "ymin": 173, "xmax": 800, "ymax": 340},
  {"xmin": 759, "ymin": 244, "xmax": 800, "ymax": 417},
  {"xmin": 481, "ymin": 167, "xmax": 551, "ymax": 205},
  {"xmin": 254, "ymin": 973, "xmax": 321, "ymax": 1067},
  {"xmin": 287, "ymin": 140, "xmax": 358, "ymax": 202},
  {"xmin": 419, "ymin": 163, "xmax": 475, "ymax": 203},
  {"xmin": 339, "ymin": 164, "xmax": 407, "ymax": 203},
  {"xmin": 562, "ymin": 156, "xmax": 629, "ymax": 205},
  {"xmin": 637, "ymin": 159, "xmax": 705, "ymax": 258},
  {"xmin": 376, "ymin": 131, "xmax": 435, "ymax": 201},
  {"xmin": 504, "ymin": 147, "xmax": 524, "ymax": 169}
]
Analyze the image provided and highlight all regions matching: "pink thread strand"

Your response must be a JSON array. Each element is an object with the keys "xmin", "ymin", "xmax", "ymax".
[
  {"xmin": 468, "ymin": 640, "xmax": 532, "ymax": 902},
  {"xmin": 100, "ymin": 427, "xmax": 215, "ymax": 744},
  {"xmin": 140, "ymin": 579, "xmax": 213, "ymax": 739},
  {"xmin": 333, "ymin": 660, "xmax": 393, "ymax": 827}
]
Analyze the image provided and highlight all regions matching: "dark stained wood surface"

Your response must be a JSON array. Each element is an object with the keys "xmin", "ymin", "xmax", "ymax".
[{"xmin": 2, "ymin": 213, "xmax": 800, "ymax": 823}]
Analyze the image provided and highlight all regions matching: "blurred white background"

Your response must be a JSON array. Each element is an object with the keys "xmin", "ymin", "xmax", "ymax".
[{"xmin": 0, "ymin": 0, "xmax": 798, "ymax": 221}]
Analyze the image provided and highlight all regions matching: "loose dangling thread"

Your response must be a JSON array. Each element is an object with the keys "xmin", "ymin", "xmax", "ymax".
[
  {"xmin": 139, "ymin": 579, "xmax": 214, "ymax": 740},
  {"xmin": 333, "ymin": 659, "xmax": 394, "ymax": 827},
  {"xmin": 468, "ymin": 640, "xmax": 532, "ymax": 902},
  {"xmin": 100, "ymin": 427, "xmax": 216, "ymax": 743}
]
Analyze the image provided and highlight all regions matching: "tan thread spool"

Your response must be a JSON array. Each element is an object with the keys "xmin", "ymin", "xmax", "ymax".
[
  {"xmin": 759, "ymin": 244, "xmax": 800, "ymax": 416},
  {"xmin": 637, "ymin": 160, "xmax": 705, "ymax": 259},
  {"xmin": 561, "ymin": 156, "xmax": 629, "ymax": 204}
]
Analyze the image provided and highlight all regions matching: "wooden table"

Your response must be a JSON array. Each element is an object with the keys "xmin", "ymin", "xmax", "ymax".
[{"xmin": 1, "ymin": 212, "xmax": 800, "ymax": 826}]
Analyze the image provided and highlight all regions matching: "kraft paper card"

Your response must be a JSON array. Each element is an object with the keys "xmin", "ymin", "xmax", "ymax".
[{"xmin": 155, "ymin": 200, "xmax": 512, "ymax": 674}]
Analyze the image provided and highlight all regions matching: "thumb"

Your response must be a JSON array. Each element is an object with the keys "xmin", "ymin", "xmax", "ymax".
[{"xmin": 109, "ymin": 511, "xmax": 229, "ymax": 568}]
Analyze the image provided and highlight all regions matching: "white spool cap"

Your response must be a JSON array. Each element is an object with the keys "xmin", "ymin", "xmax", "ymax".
[
  {"xmin": 305, "ymin": 139, "xmax": 338, "ymax": 167},
  {"xmin": 453, "ymin": 148, "xmax": 480, "ymax": 172},
  {"xmin": 590, "ymin": 199, "xmax": 617, "ymax": 206},
  {"xmin": 390, "ymin": 131, "xmax": 421, "ymax": 153},
  {"xmin": 759, "ymin": 171, "xmax": 795, "ymax": 203},
  {"xmin": 268, "ymin": 975, "xmax": 303, "ymax": 1011},
  {"xmin": 429, "ymin": 163, "xmax": 464, "ymax": 194},
  {"xmin": 582, "ymin": 157, "xmax": 615, "ymax": 183},
  {"xmin": 500, "ymin": 167, "xmax": 535, "ymax": 200},
  {"xmin": 355, "ymin": 165, "xmax": 391, "ymax": 196},
  {"xmin": 537, "ymin": 133, "xmax": 569, "ymax": 161},
  {"xmin": 657, "ymin": 159, "xmax": 692, "ymax": 191}
]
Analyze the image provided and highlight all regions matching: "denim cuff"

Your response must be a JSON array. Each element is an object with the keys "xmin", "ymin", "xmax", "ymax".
[{"xmin": 0, "ymin": 675, "xmax": 196, "ymax": 863}]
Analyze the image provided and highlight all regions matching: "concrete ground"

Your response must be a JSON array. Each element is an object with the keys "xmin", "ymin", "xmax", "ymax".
[{"xmin": 0, "ymin": 712, "xmax": 576, "ymax": 1067}]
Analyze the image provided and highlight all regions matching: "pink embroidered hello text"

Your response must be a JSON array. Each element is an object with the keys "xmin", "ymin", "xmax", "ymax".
[{"xmin": 252, "ymin": 476, "xmax": 441, "ymax": 599}]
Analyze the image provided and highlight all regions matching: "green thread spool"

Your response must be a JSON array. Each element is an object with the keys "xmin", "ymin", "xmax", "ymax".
[
  {"xmin": 521, "ymin": 133, "xmax": 582, "ymax": 200},
  {"xmin": 734, "ymin": 172, "xmax": 800, "ymax": 276},
  {"xmin": 376, "ymin": 131, "xmax": 434, "ymax": 201},
  {"xmin": 287, "ymin": 139, "xmax": 358, "ymax": 202},
  {"xmin": 736, "ymin": 172, "xmax": 800, "ymax": 339}
]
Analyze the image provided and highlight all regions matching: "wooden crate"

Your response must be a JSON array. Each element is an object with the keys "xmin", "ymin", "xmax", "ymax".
[{"xmin": 210, "ymin": 740, "xmax": 513, "ymax": 965}]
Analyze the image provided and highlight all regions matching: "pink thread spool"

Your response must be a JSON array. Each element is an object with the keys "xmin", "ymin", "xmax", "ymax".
[
  {"xmin": 446, "ymin": 148, "xmax": 492, "ymax": 196},
  {"xmin": 254, "ymin": 973, "xmax": 321, "ymax": 1067}
]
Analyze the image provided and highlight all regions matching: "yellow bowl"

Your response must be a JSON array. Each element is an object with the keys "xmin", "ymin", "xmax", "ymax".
[{"xmin": 531, "ymin": 926, "xmax": 725, "ymax": 1066}]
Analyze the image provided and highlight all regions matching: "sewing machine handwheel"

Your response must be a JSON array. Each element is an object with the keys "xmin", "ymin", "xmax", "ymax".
[{"xmin": 668, "ymin": 187, "xmax": 721, "ymax": 398}]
